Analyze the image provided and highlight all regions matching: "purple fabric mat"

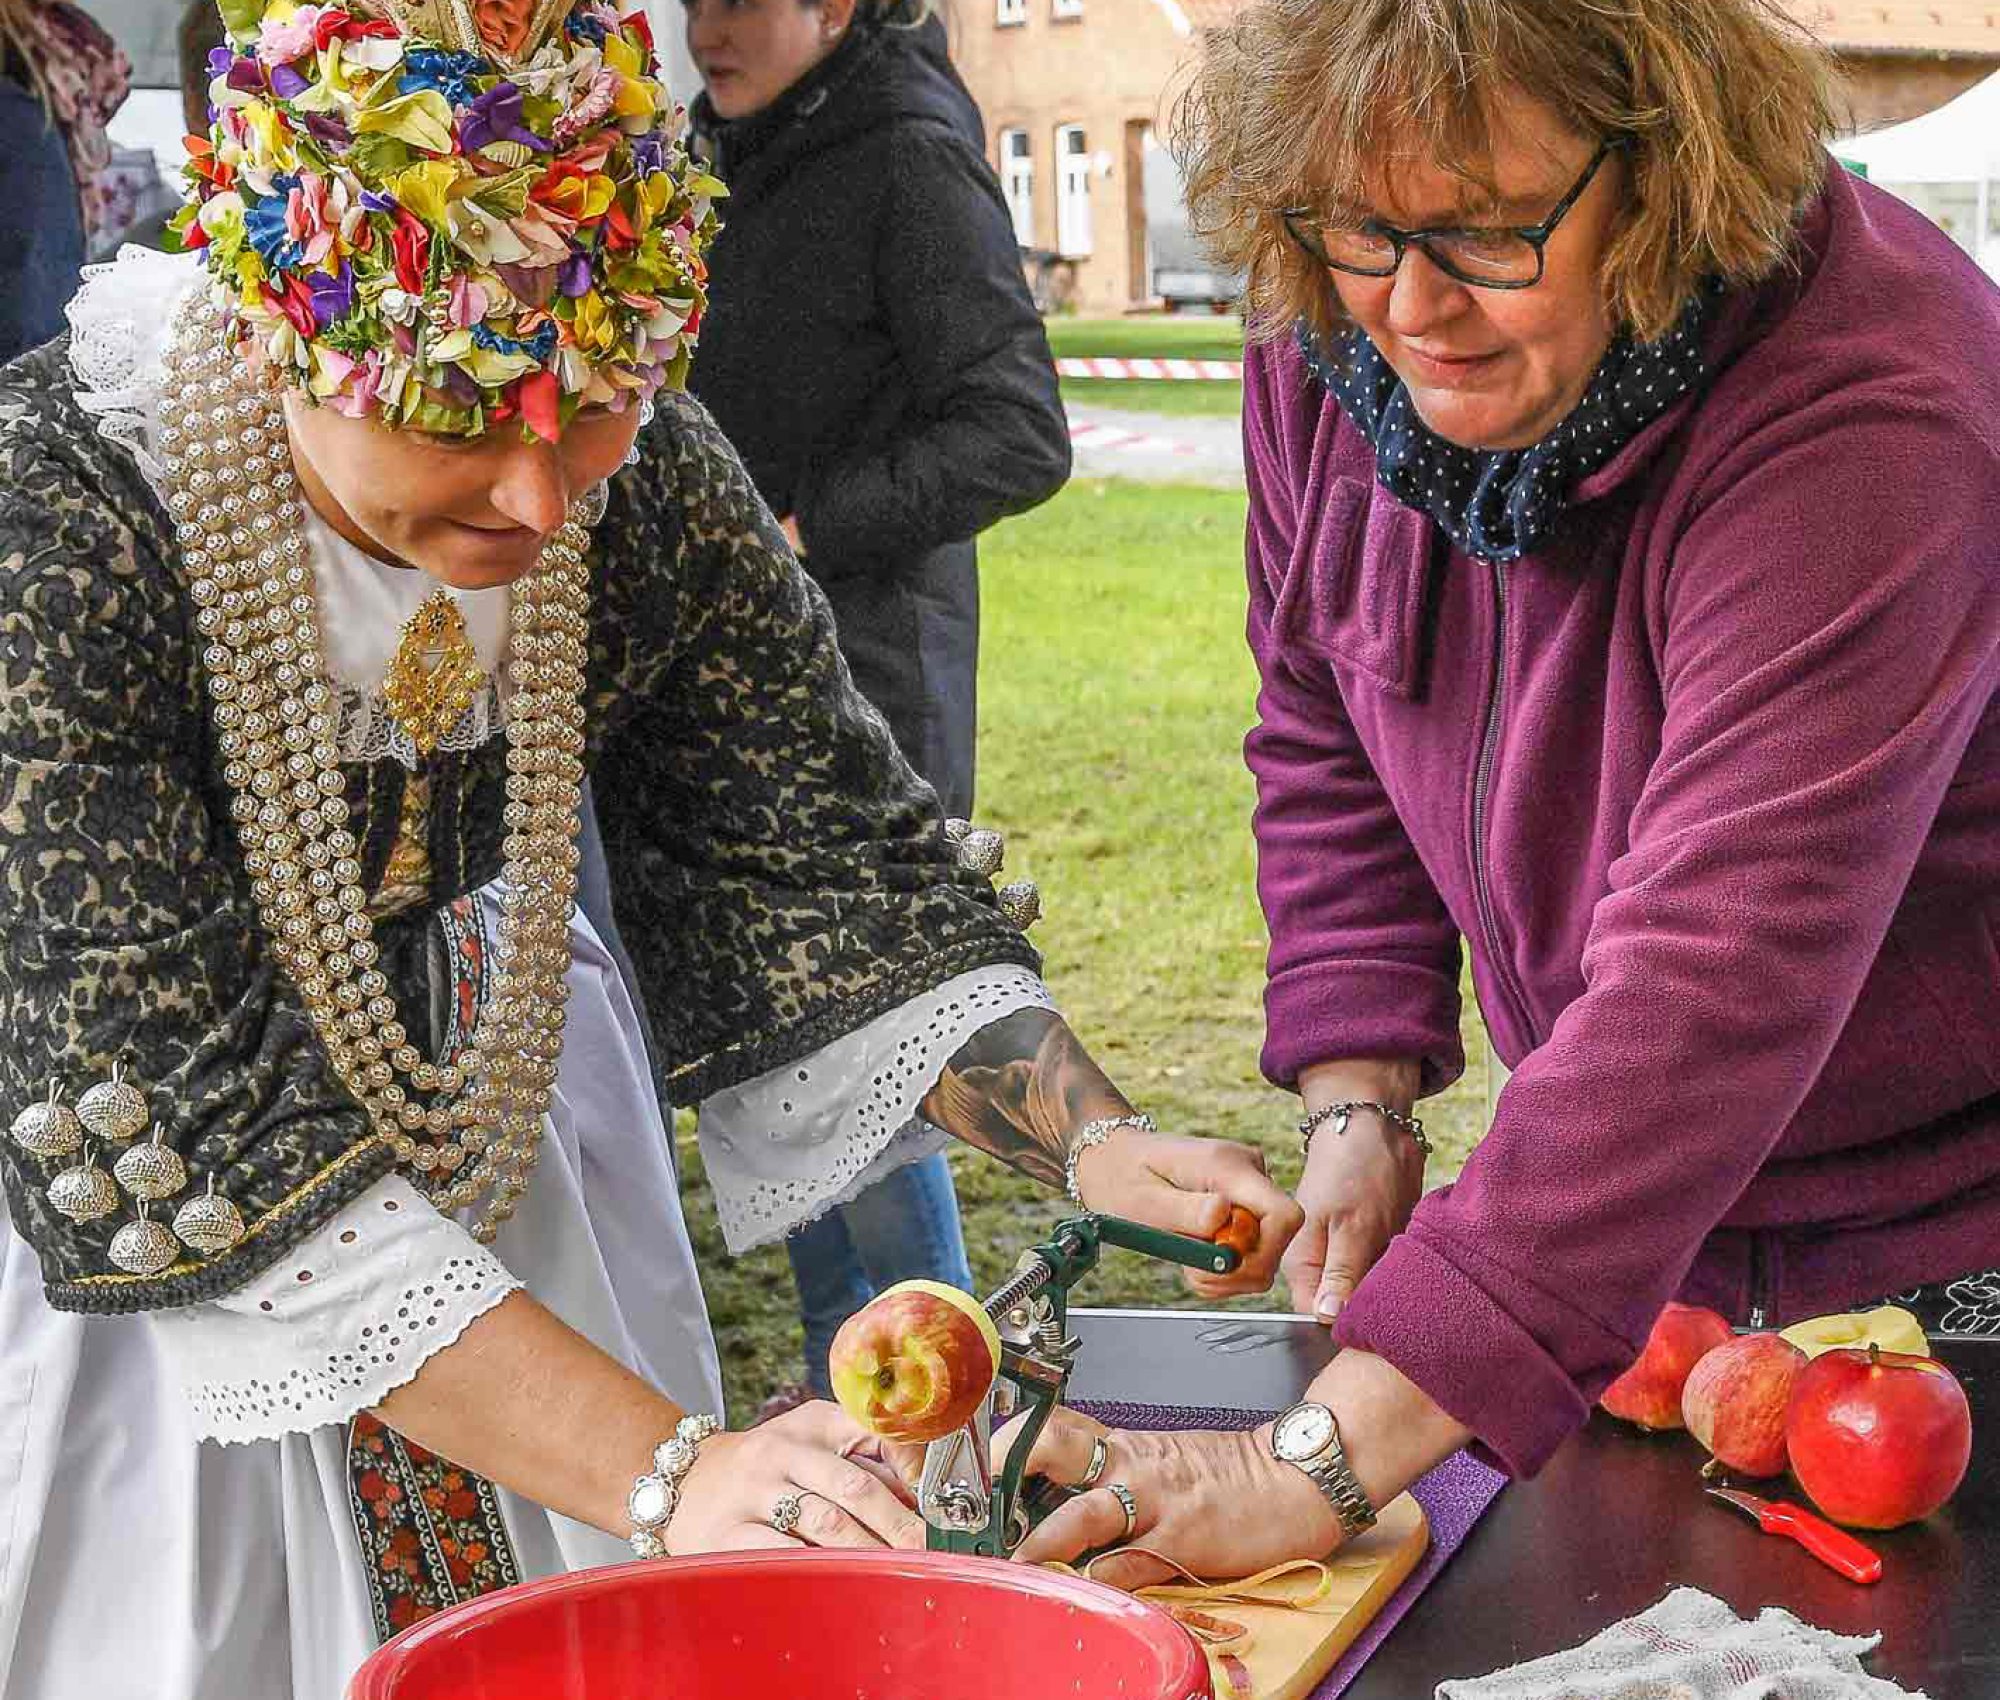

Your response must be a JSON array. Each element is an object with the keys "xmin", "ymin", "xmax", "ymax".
[{"xmin": 1075, "ymin": 1400, "xmax": 1507, "ymax": 1698}]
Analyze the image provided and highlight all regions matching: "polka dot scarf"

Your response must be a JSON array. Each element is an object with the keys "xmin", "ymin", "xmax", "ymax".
[{"xmin": 1300, "ymin": 287, "xmax": 1718, "ymax": 563}]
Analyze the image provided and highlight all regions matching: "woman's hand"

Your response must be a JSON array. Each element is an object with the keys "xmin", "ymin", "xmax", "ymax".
[
  {"xmin": 779, "ymin": 513, "xmax": 804, "ymax": 552},
  {"xmin": 1282, "ymin": 1105, "xmax": 1423, "ymax": 1321},
  {"xmin": 1074, "ymin": 1128, "xmax": 1304, "ymax": 1298},
  {"xmin": 666, "ymin": 1401, "xmax": 926, "ymax": 1554},
  {"xmin": 1002, "ymin": 1408, "xmax": 1343, "ymax": 1591}
]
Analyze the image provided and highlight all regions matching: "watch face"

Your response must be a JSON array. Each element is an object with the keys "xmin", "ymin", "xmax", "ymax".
[{"xmin": 1273, "ymin": 1402, "xmax": 1336, "ymax": 1462}]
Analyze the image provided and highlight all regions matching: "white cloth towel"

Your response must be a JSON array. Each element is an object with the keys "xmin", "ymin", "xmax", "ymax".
[{"xmin": 1438, "ymin": 1587, "xmax": 1928, "ymax": 1700}]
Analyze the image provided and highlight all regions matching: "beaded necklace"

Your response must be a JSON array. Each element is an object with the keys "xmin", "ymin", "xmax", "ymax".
[{"xmin": 157, "ymin": 300, "xmax": 590, "ymax": 1242}]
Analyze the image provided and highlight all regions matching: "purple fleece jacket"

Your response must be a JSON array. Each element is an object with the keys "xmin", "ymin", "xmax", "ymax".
[{"xmin": 1244, "ymin": 164, "xmax": 2000, "ymax": 1478}]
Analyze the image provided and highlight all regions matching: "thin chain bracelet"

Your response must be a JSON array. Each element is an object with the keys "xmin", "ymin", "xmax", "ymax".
[
  {"xmin": 1298, "ymin": 1100, "xmax": 1430, "ymax": 1160},
  {"xmin": 1063, "ymin": 1113, "xmax": 1157, "ymax": 1206},
  {"xmin": 627, "ymin": 1412, "xmax": 723, "ymax": 1559}
]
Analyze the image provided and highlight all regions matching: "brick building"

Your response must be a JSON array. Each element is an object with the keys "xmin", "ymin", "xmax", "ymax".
[{"xmin": 945, "ymin": 0, "xmax": 2000, "ymax": 314}]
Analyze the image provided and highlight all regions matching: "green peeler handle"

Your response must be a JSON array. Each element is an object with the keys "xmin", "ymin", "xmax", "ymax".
[{"xmin": 1090, "ymin": 1214, "xmax": 1243, "ymax": 1277}]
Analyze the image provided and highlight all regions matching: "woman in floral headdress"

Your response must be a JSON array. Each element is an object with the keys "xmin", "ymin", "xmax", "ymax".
[{"xmin": 0, "ymin": 0, "xmax": 1300, "ymax": 1693}]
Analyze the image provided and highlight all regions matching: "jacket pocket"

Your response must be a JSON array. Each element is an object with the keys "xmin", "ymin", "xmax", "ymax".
[{"xmin": 1273, "ymin": 473, "xmax": 1432, "ymax": 700}]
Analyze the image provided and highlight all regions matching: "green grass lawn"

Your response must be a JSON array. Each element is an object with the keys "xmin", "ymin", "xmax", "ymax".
[
  {"xmin": 1046, "ymin": 317, "xmax": 1245, "ymax": 362},
  {"xmin": 678, "ymin": 479, "xmax": 1492, "ymax": 1420},
  {"xmin": 1049, "ymin": 315, "xmax": 1246, "ymax": 420}
]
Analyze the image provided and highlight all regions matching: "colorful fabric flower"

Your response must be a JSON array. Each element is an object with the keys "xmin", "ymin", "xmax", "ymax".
[
  {"xmin": 399, "ymin": 46, "xmax": 486, "ymax": 105},
  {"xmin": 179, "ymin": 0, "xmax": 720, "ymax": 439},
  {"xmin": 255, "ymin": 7, "xmax": 322, "ymax": 65},
  {"xmin": 307, "ymin": 261, "xmax": 355, "ymax": 325},
  {"xmin": 459, "ymin": 83, "xmax": 548, "ymax": 155},
  {"xmin": 389, "ymin": 207, "xmax": 430, "ymax": 294},
  {"xmin": 243, "ymin": 173, "xmax": 304, "ymax": 268}
]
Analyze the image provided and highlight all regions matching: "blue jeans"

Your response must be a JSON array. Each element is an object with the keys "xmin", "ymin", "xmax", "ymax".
[{"xmin": 788, "ymin": 1150, "xmax": 974, "ymax": 1397}]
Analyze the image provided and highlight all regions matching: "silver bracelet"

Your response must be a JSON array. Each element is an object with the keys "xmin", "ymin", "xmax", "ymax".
[
  {"xmin": 627, "ymin": 1411, "xmax": 722, "ymax": 1559},
  {"xmin": 1298, "ymin": 1099, "xmax": 1430, "ymax": 1160},
  {"xmin": 1063, "ymin": 1113, "xmax": 1156, "ymax": 1206}
]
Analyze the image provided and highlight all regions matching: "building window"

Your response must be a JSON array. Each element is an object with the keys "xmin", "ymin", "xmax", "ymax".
[
  {"xmin": 1056, "ymin": 124, "xmax": 1092, "ymax": 257},
  {"xmin": 999, "ymin": 129, "xmax": 1035, "ymax": 246},
  {"xmin": 996, "ymin": 0, "xmax": 1026, "ymax": 23},
  {"xmin": 1051, "ymin": 0, "xmax": 1083, "ymax": 16}
]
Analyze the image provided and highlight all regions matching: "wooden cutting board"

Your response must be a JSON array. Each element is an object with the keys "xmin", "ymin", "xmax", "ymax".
[{"xmin": 1134, "ymin": 1492, "xmax": 1430, "ymax": 1700}]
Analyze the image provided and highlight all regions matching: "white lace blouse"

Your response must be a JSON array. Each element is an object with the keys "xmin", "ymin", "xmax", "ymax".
[{"xmin": 70, "ymin": 247, "xmax": 1056, "ymax": 1442}]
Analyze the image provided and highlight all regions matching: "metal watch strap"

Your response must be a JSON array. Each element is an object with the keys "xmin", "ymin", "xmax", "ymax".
[{"xmin": 1299, "ymin": 1450, "xmax": 1378, "ymax": 1542}]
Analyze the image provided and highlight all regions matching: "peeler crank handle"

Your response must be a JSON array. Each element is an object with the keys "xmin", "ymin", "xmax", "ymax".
[
  {"xmin": 1090, "ymin": 1216, "xmax": 1242, "ymax": 1277},
  {"xmin": 1762, "ymin": 1502, "xmax": 1883, "ymax": 1585}
]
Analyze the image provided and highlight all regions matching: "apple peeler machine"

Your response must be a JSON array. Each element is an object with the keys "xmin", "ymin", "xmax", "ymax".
[{"xmin": 917, "ymin": 1213, "xmax": 1244, "ymax": 1557}]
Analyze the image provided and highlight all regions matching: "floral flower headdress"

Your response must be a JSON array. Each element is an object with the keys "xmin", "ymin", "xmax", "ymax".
[{"xmin": 174, "ymin": 0, "xmax": 724, "ymax": 439}]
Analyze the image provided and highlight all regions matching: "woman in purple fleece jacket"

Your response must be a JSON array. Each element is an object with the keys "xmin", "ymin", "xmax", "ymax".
[{"xmin": 1013, "ymin": 0, "xmax": 2000, "ymax": 1584}]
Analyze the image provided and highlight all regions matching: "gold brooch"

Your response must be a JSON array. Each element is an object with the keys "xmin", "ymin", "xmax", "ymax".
[{"xmin": 384, "ymin": 590, "xmax": 486, "ymax": 759}]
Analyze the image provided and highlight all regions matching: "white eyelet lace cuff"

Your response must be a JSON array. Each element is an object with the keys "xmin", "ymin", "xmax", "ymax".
[
  {"xmin": 696, "ymin": 965, "xmax": 1058, "ymax": 1253},
  {"xmin": 147, "ymin": 1175, "xmax": 522, "ymax": 1445}
]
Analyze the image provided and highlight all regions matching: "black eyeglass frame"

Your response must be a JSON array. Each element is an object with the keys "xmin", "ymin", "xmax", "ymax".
[{"xmin": 1279, "ymin": 137, "xmax": 1626, "ymax": 291}]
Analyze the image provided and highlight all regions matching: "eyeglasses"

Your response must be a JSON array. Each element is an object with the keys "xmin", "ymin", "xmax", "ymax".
[{"xmin": 1279, "ymin": 138, "xmax": 1622, "ymax": 290}]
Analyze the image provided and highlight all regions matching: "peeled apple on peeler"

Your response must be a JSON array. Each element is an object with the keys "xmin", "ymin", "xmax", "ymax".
[{"xmin": 829, "ymin": 1279, "xmax": 1003, "ymax": 1442}]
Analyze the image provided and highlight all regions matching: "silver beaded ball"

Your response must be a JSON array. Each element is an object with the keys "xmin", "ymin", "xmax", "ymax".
[
  {"xmin": 48, "ymin": 1158, "xmax": 119, "ymax": 1224},
  {"xmin": 172, "ymin": 1187, "xmax": 247, "ymax": 1256},
  {"xmin": 109, "ymin": 1214, "xmax": 181, "ymax": 1277},
  {"xmin": 956, "ymin": 828, "xmax": 1006, "ymax": 879},
  {"xmin": 997, "ymin": 880, "xmax": 1042, "ymax": 930},
  {"xmin": 115, "ymin": 1138, "xmax": 189, "ymax": 1202},
  {"xmin": 11, "ymin": 1095, "xmax": 84, "ymax": 1159},
  {"xmin": 77, "ymin": 1074, "xmax": 148, "ymax": 1144}
]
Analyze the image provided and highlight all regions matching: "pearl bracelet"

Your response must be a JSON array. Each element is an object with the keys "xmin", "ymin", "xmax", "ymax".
[
  {"xmin": 1063, "ymin": 1112, "xmax": 1156, "ymax": 1206},
  {"xmin": 1298, "ymin": 1099, "xmax": 1430, "ymax": 1160},
  {"xmin": 627, "ymin": 1411, "xmax": 722, "ymax": 1559}
]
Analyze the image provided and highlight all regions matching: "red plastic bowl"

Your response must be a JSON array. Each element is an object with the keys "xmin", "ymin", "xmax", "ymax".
[{"xmin": 347, "ymin": 1548, "xmax": 1212, "ymax": 1700}]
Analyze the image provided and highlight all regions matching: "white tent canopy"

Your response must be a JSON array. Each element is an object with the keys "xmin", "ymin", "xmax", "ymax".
[
  {"xmin": 1834, "ymin": 66, "xmax": 2000, "ymax": 186},
  {"xmin": 1835, "ymin": 68, "xmax": 2000, "ymax": 275}
]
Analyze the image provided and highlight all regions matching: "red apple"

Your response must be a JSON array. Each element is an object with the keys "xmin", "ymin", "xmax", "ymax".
[
  {"xmin": 829, "ymin": 1279, "xmax": 1002, "ymax": 1444},
  {"xmin": 1786, "ymin": 1345, "xmax": 1973, "ymax": 1529},
  {"xmin": 1599, "ymin": 1302, "xmax": 1735, "ymax": 1431},
  {"xmin": 1681, "ymin": 1332, "xmax": 1806, "ymax": 1477}
]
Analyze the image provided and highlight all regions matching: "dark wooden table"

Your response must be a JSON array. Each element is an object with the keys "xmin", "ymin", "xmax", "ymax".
[{"xmin": 1068, "ymin": 1308, "xmax": 1997, "ymax": 1696}]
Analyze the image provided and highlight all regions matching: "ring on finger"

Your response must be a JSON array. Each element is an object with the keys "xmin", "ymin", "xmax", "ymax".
[
  {"xmin": 770, "ymin": 1491, "xmax": 805, "ymax": 1536},
  {"xmin": 1103, "ymin": 1481, "xmax": 1138, "ymax": 1543},
  {"xmin": 1078, "ymin": 1435, "xmax": 1109, "ymax": 1489}
]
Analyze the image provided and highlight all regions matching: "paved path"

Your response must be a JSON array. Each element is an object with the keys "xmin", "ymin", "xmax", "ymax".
[{"xmin": 1064, "ymin": 403, "xmax": 1245, "ymax": 487}]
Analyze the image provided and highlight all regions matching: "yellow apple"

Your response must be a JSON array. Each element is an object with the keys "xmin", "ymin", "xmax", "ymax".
[
  {"xmin": 1780, "ymin": 1306, "xmax": 1929, "ymax": 1362},
  {"xmin": 829, "ymin": 1279, "xmax": 1002, "ymax": 1443}
]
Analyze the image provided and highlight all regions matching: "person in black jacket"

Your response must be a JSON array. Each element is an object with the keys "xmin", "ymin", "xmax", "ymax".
[{"xmin": 684, "ymin": 0, "xmax": 1070, "ymax": 1403}]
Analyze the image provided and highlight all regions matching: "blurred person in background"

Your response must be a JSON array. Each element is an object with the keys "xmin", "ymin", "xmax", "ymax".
[
  {"xmin": 683, "ymin": 0, "xmax": 1071, "ymax": 1410},
  {"xmin": 0, "ymin": 0, "xmax": 126, "ymax": 360}
]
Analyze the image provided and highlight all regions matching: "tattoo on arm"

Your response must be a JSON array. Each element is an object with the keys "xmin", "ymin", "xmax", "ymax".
[{"xmin": 919, "ymin": 1009, "xmax": 1133, "ymax": 1191}]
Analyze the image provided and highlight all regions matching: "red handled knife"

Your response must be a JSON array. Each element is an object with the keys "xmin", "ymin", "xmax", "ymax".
[{"xmin": 1706, "ymin": 1486, "xmax": 1883, "ymax": 1584}]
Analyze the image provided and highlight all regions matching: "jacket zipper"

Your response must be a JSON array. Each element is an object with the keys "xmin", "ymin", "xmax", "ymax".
[
  {"xmin": 1746, "ymin": 1234, "xmax": 1772, "ymax": 1331},
  {"xmin": 1470, "ymin": 559, "xmax": 1539, "ymax": 1050}
]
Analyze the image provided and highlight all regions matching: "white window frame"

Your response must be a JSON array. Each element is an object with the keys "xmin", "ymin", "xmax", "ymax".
[
  {"xmin": 1052, "ymin": 0, "xmax": 1084, "ymax": 16},
  {"xmin": 998, "ymin": 128, "xmax": 1035, "ymax": 247},
  {"xmin": 1056, "ymin": 124, "xmax": 1093, "ymax": 258},
  {"xmin": 996, "ymin": 0, "xmax": 1027, "ymax": 23}
]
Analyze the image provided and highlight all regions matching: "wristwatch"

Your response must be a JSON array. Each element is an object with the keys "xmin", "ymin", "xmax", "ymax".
[{"xmin": 1268, "ymin": 1400, "xmax": 1377, "ymax": 1541}]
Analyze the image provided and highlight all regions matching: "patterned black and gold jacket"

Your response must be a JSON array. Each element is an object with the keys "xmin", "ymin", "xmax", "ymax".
[{"xmin": 0, "ymin": 339, "xmax": 1038, "ymax": 1315}]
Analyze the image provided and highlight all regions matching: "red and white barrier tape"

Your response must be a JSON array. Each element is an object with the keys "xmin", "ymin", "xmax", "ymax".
[{"xmin": 1056, "ymin": 356, "xmax": 1244, "ymax": 381}]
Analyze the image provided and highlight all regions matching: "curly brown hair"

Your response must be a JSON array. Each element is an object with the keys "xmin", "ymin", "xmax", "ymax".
[{"xmin": 1177, "ymin": 0, "xmax": 1840, "ymax": 344}]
